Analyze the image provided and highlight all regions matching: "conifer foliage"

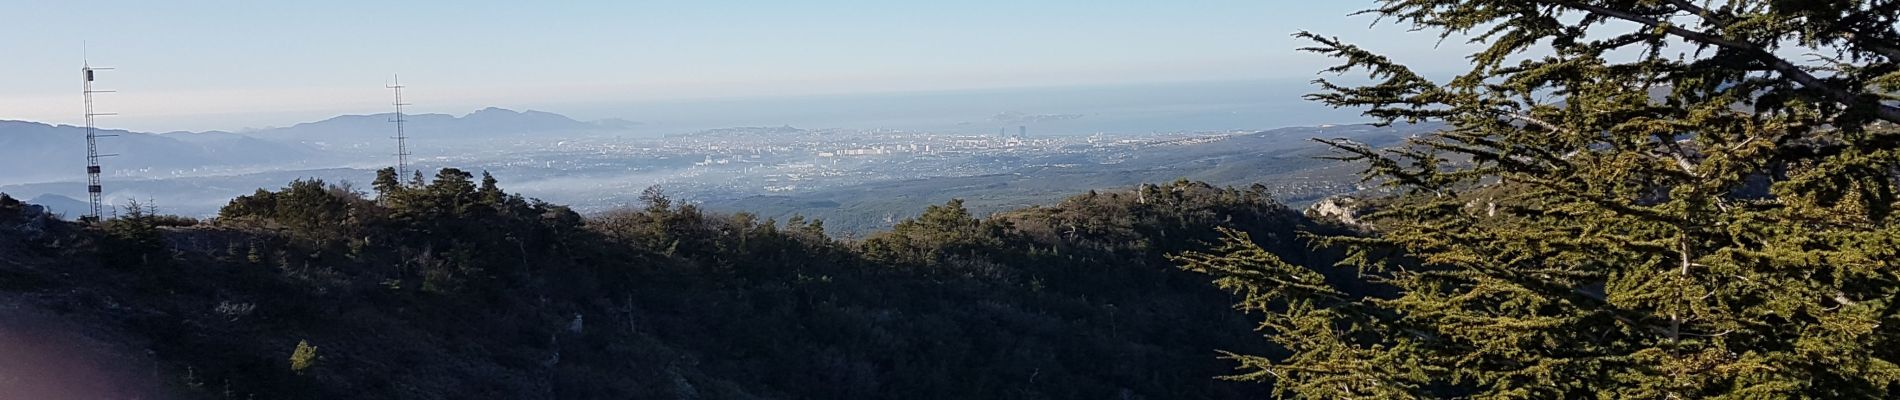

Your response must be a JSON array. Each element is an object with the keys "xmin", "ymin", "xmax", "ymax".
[{"xmin": 1177, "ymin": 1, "xmax": 1900, "ymax": 398}]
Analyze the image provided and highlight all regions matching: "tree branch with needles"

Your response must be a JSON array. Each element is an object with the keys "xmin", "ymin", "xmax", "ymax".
[{"xmin": 1556, "ymin": 1, "xmax": 1900, "ymax": 124}]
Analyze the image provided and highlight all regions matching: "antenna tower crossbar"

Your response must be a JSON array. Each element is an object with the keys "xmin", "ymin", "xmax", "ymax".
[
  {"xmin": 389, "ymin": 75, "xmax": 412, "ymax": 177},
  {"xmin": 82, "ymin": 58, "xmax": 118, "ymax": 220}
]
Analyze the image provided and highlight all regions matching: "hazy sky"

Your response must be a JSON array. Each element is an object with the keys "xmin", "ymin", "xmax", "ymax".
[{"xmin": 2, "ymin": 1, "xmax": 1474, "ymax": 131}]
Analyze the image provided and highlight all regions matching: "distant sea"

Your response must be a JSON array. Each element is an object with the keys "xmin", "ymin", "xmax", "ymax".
[{"xmin": 561, "ymin": 79, "xmax": 1368, "ymax": 136}]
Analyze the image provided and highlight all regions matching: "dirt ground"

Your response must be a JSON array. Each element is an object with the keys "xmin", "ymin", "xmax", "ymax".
[{"xmin": 0, "ymin": 297, "xmax": 179, "ymax": 400}]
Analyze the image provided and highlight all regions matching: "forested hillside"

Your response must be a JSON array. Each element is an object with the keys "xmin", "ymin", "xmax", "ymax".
[{"xmin": 0, "ymin": 171, "xmax": 1342, "ymax": 399}]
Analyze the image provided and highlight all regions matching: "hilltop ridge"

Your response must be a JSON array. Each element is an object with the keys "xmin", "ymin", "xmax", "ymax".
[{"xmin": 0, "ymin": 175, "xmax": 1339, "ymax": 399}]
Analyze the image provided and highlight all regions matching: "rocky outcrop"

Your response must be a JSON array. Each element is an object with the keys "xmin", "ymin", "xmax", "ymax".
[
  {"xmin": 0, "ymin": 193, "xmax": 58, "ymax": 242},
  {"xmin": 1305, "ymin": 195, "xmax": 1370, "ymax": 228}
]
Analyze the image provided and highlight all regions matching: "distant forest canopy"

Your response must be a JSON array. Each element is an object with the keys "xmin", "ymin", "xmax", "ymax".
[{"xmin": 0, "ymin": 167, "xmax": 1357, "ymax": 399}]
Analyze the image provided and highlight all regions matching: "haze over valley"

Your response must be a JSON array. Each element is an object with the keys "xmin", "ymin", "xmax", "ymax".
[{"xmin": 2, "ymin": 79, "xmax": 1397, "ymax": 233}]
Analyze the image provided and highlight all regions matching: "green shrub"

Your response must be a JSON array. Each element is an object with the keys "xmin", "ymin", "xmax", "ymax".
[{"xmin": 289, "ymin": 340, "xmax": 318, "ymax": 374}]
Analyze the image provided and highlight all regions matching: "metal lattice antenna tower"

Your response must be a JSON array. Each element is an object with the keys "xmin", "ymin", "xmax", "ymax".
[
  {"xmin": 82, "ymin": 54, "xmax": 119, "ymax": 220},
  {"xmin": 388, "ymin": 75, "xmax": 412, "ymax": 177}
]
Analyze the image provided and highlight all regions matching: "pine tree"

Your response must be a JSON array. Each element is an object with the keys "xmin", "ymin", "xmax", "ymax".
[
  {"xmin": 101, "ymin": 199, "xmax": 165, "ymax": 268},
  {"xmin": 425, "ymin": 168, "xmax": 478, "ymax": 217},
  {"xmin": 640, "ymin": 185, "xmax": 671, "ymax": 214},
  {"xmin": 372, "ymin": 167, "xmax": 402, "ymax": 201},
  {"xmin": 862, "ymin": 199, "xmax": 1008, "ymax": 268},
  {"xmin": 1177, "ymin": 1, "xmax": 1900, "ymax": 398},
  {"xmin": 246, "ymin": 242, "xmax": 264, "ymax": 264},
  {"xmin": 478, "ymin": 170, "xmax": 504, "ymax": 206}
]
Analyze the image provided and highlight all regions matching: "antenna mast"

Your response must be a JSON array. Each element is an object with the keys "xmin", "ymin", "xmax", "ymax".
[
  {"xmin": 389, "ymin": 75, "xmax": 412, "ymax": 177},
  {"xmin": 82, "ymin": 56, "xmax": 118, "ymax": 220}
]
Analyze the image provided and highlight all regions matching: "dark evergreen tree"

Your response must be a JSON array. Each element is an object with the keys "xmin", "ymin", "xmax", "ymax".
[
  {"xmin": 861, "ymin": 199, "xmax": 1006, "ymax": 270},
  {"xmin": 100, "ymin": 199, "xmax": 166, "ymax": 268},
  {"xmin": 422, "ymin": 168, "xmax": 478, "ymax": 217},
  {"xmin": 218, "ymin": 179, "xmax": 357, "ymax": 239},
  {"xmin": 639, "ymin": 185, "xmax": 670, "ymax": 213},
  {"xmin": 372, "ymin": 167, "xmax": 402, "ymax": 201},
  {"xmin": 478, "ymin": 170, "xmax": 504, "ymax": 206},
  {"xmin": 1177, "ymin": 1, "xmax": 1900, "ymax": 398}
]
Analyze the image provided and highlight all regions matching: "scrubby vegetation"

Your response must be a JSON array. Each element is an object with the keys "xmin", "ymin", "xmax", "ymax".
[{"xmin": 0, "ymin": 170, "xmax": 1338, "ymax": 399}]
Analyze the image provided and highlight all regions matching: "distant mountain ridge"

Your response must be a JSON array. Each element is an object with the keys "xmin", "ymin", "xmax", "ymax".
[
  {"xmin": 23, "ymin": 194, "xmax": 88, "ymax": 218},
  {"xmin": 256, "ymin": 107, "xmax": 613, "ymax": 149},
  {"xmin": 0, "ymin": 108, "xmax": 623, "ymax": 185},
  {"xmin": 0, "ymin": 120, "xmax": 322, "ymax": 185}
]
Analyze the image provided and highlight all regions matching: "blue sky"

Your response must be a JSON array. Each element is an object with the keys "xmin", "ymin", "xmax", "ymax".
[{"xmin": 1, "ymin": 1, "xmax": 1475, "ymax": 131}]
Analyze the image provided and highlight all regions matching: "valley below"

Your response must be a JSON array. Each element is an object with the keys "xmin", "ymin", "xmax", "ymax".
[{"xmin": 3, "ymin": 108, "xmax": 1433, "ymax": 233}]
